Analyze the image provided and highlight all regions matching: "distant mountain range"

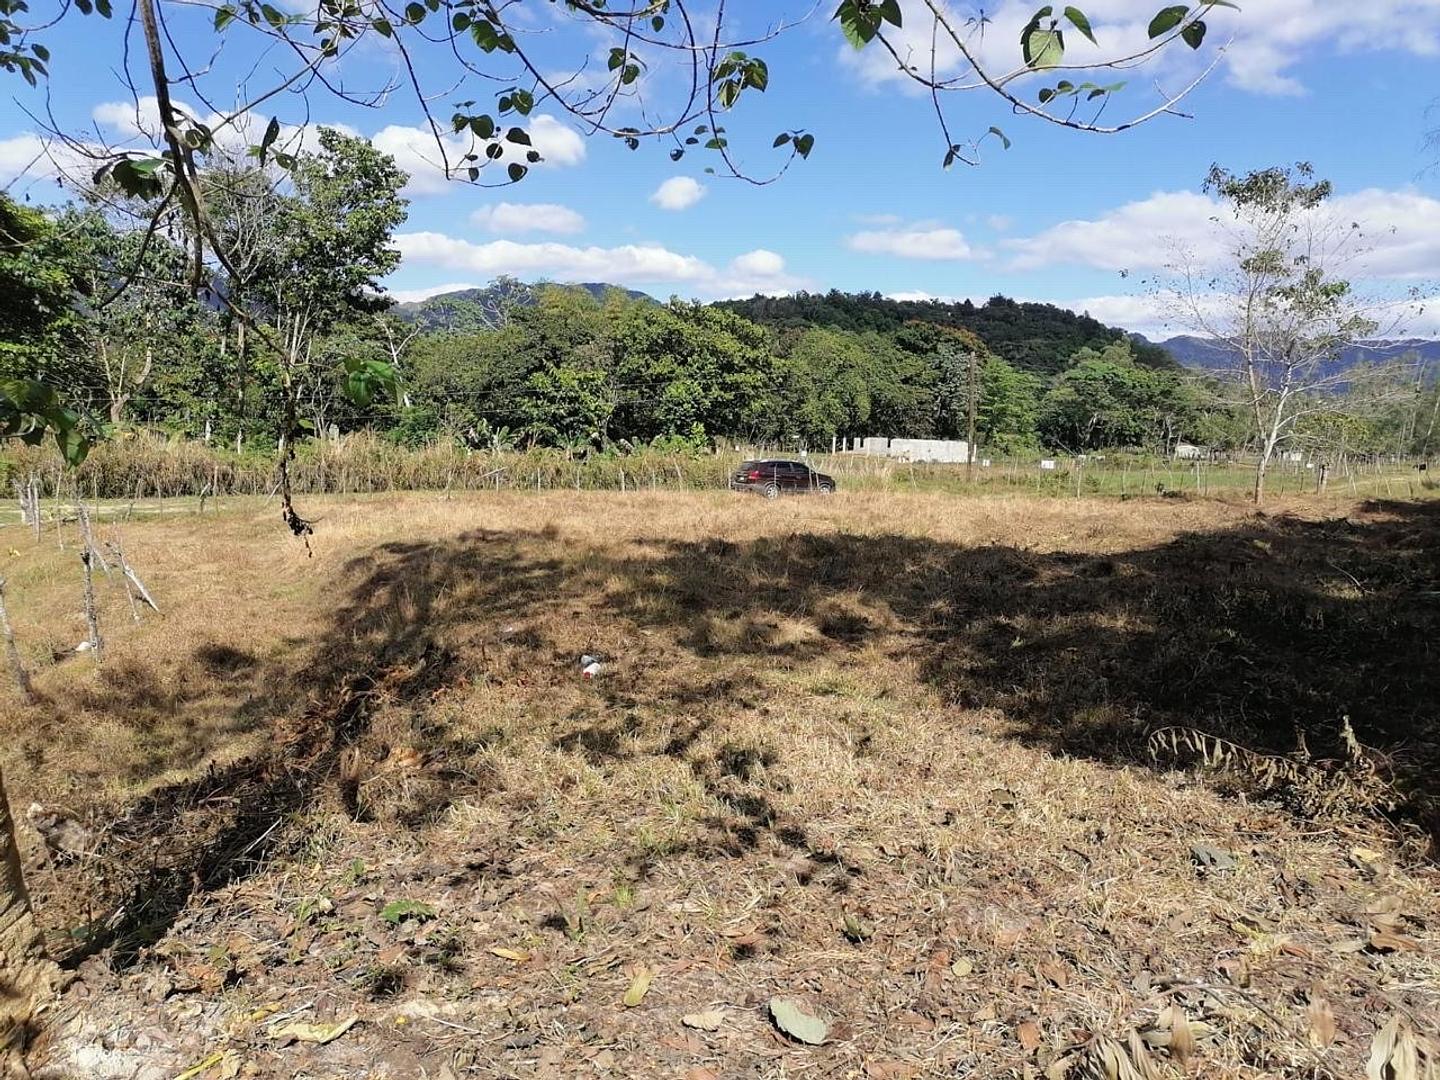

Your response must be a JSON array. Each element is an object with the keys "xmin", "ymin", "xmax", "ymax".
[
  {"xmin": 1152, "ymin": 335, "xmax": 1440, "ymax": 379},
  {"xmin": 392, "ymin": 280, "xmax": 653, "ymax": 332}
]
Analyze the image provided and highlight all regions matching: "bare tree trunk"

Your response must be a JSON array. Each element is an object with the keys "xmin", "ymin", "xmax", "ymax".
[
  {"xmin": 80, "ymin": 553, "xmax": 102, "ymax": 661},
  {"xmin": 0, "ymin": 767, "xmax": 54, "ymax": 1079}
]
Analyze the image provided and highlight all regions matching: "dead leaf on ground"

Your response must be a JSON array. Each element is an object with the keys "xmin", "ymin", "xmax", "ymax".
[
  {"xmin": 1368, "ymin": 929, "xmax": 1420, "ymax": 953},
  {"xmin": 623, "ymin": 966, "xmax": 653, "ymax": 1007},
  {"xmin": 1307, "ymin": 994, "xmax": 1338, "ymax": 1048},
  {"xmin": 1366, "ymin": 1016, "xmax": 1437, "ymax": 1080},
  {"xmin": 951, "ymin": 956, "xmax": 974, "ymax": 978},
  {"xmin": 489, "ymin": 946, "xmax": 532, "ymax": 962},
  {"xmin": 1037, "ymin": 959, "xmax": 1069, "ymax": 988},
  {"xmin": 864, "ymin": 1061, "xmax": 917, "ymax": 1078},
  {"xmin": 682, "ymin": 1009, "xmax": 725, "ymax": 1032},
  {"xmin": 1017, "ymin": 1020, "xmax": 1043, "ymax": 1051},
  {"xmin": 769, "ymin": 996, "xmax": 829, "ymax": 1045},
  {"xmin": 269, "ymin": 1016, "xmax": 358, "ymax": 1046}
]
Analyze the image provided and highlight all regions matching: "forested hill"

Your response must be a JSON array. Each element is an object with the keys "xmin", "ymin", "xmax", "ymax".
[
  {"xmin": 395, "ymin": 279, "xmax": 653, "ymax": 333},
  {"xmin": 717, "ymin": 291, "xmax": 1178, "ymax": 374}
]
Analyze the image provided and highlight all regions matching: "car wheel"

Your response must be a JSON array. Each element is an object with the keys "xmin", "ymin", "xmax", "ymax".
[
  {"xmin": 818, "ymin": 482, "xmax": 833, "ymax": 495},
  {"xmin": 763, "ymin": 482, "xmax": 779, "ymax": 500}
]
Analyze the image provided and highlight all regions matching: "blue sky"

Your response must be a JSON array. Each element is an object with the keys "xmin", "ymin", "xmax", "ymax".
[{"xmin": 4, "ymin": 0, "xmax": 1440, "ymax": 336}]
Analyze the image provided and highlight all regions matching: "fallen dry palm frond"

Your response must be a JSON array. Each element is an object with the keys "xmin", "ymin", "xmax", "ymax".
[
  {"xmin": 1368, "ymin": 1016, "xmax": 1439, "ymax": 1080},
  {"xmin": 1147, "ymin": 725, "xmax": 1404, "ymax": 821}
]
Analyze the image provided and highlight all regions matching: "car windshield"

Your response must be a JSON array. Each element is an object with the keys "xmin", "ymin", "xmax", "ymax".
[{"xmin": 739, "ymin": 460, "xmax": 760, "ymax": 470}]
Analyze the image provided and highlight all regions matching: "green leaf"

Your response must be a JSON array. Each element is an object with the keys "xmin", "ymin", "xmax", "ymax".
[
  {"xmin": 260, "ymin": 116, "xmax": 280, "ymax": 157},
  {"xmin": 878, "ymin": 0, "xmax": 902, "ymax": 27},
  {"xmin": 769, "ymin": 997, "xmax": 828, "ymax": 1045},
  {"xmin": 504, "ymin": 126, "xmax": 531, "ymax": 145},
  {"xmin": 773, "ymin": 132, "xmax": 791, "ymax": 147},
  {"xmin": 670, "ymin": 148, "xmax": 684, "ymax": 161},
  {"xmin": 1147, "ymin": 4, "xmax": 1187, "ymax": 38},
  {"xmin": 1063, "ymin": 6, "xmax": 1096, "ymax": 44},
  {"xmin": 470, "ymin": 19, "xmax": 505, "ymax": 50},
  {"xmin": 794, "ymin": 132, "xmax": 814, "ymax": 159},
  {"xmin": 608, "ymin": 46, "xmax": 625, "ymax": 70},
  {"xmin": 55, "ymin": 425, "xmax": 89, "ymax": 467},
  {"xmin": 833, "ymin": 0, "xmax": 880, "ymax": 49},
  {"xmin": 507, "ymin": 162, "xmax": 527, "ymax": 182},
  {"xmin": 1180, "ymin": 18, "xmax": 1206, "ymax": 47},
  {"xmin": 744, "ymin": 58, "xmax": 768, "ymax": 91},
  {"xmin": 450, "ymin": 11, "xmax": 469, "ymax": 31},
  {"xmin": 1022, "ymin": 25, "xmax": 1064, "ymax": 67},
  {"xmin": 94, "ymin": 0, "xmax": 111, "ymax": 17},
  {"xmin": 371, "ymin": 17, "xmax": 392, "ymax": 36},
  {"xmin": 213, "ymin": 6, "xmax": 236, "ymax": 30},
  {"xmin": 380, "ymin": 900, "xmax": 436, "ymax": 925},
  {"xmin": 716, "ymin": 80, "xmax": 739, "ymax": 108},
  {"xmin": 651, "ymin": 14, "xmax": 663, "ymax": 30},
  {"xmin": 469, "ymin": 114, "xmax": 495, "ymax": 139},
  {"xmin": 260, "ymin": 2, "xmax": 283, "ymax": 26},
  {"xmin": 30, "ymin": 43, "xmax": 48, "ymax": 61},
  {"xmin": 404, "ymin": 1, "xmax": 424, "ymax": 22},
  {"xmin": 988, "ymin": 125, "xmax": 1011, "ymax": 150}
]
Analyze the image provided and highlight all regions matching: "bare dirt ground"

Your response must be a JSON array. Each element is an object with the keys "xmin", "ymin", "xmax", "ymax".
[{"xmin": 1, "ymin": 489, "xmax": 1438, "ymax": 1079}]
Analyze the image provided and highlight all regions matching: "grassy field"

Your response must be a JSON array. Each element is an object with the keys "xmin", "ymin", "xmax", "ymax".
[
  {"xmin": 3, "ymin": 431, "xmax": 1431, "ymax": 508},
  {"xmin": 3, "ymin": 489, "xmax": 1438, "ymax": 1078}
]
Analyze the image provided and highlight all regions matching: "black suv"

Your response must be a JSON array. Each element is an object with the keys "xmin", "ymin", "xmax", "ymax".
[{"xmin": 729, "ymin": 459, "xmax": 836, "ymax": 498}]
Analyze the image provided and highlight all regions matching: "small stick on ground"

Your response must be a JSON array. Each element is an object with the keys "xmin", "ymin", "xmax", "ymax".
[
  {"xmin": 0, "ymin": 578, "xmax": 35, "ymax": 704},
  {"xmin": 107, "ymin": 539, "xmax": 159, "ymax": 616},
  {"xmin": 108, "ymin": 543, "xmax": 141, "ymax": 623},
  {"xmin": 80, "ymin": 551, "xmax": 103, "ymax": 660}
]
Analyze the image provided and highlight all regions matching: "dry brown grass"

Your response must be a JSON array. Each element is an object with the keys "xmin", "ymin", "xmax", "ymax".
[{"xmin": 2, "ymin": 489, "xmax": 1437, "ymax": 1079}]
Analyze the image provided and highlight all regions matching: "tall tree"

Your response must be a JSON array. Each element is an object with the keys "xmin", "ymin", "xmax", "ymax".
[
  {"xmin": 55, "ymin": 204, "xmax": 207, "ymax": 425},
  {"xmin": 1161, "ymin": 164, "xmax": 1419, "ymax": 502}
]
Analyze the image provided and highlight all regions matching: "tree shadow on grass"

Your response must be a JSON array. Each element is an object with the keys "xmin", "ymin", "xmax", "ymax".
[
  {"xmin": 37, "ymin": 499, "xmax": 1440, "ymax": 966},
  {"xmin": 601, "ymin": 499, "xmax": 1440, "ymax": 839}
]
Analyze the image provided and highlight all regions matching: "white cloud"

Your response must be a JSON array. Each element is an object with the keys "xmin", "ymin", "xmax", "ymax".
[
  {"xmin": 527, "ymin": 116, "xmax": 586, "ymax": 167},
  {"xmin": 1005, "ymin": 190, "xmax": 1219, "ymax": 272},
  {"xmin": 1004, "ymin": 186, "xmax": 1440, "ymax": 280},
  {"xmin": 842, "ymin": 0, "xmax": 1440, "ymax": 103},
  {"xmin": 395, "ymin": 232, "xmax": 807, "ymax": 299},
  {"xmin": 729, "ymin": 249, "xmax": 785, "ymax": 276},
  {"xmin": 650, "ymin": 176, "xmax": 706, "ymax": 211},
  {"xmin": 846, "ymin": 224, "xmax": 976, "ymax": 260},
  {"xmin": 471, "ymin": 202, "xmax": 586, "ymax": 235},
  {"xmin": 984, "ymin": 214, "xmax": 1014, "ymax": 233},
  {"xmin": 79, "ymin": 98, "xmax": 584, "ymax": 198},
  {"xmin": 0, "ymin": 134, "xmax": 64, "ymax": 186},
  {"xmin": 370, "ymin": 116, "xmax": 583, "ymax": 197}
]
